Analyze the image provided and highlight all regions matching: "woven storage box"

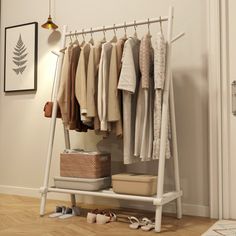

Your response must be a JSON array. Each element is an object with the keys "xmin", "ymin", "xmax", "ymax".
[
  {"xmin": 112, "ymin": 173, "xmax": 157, "ymax": 196},
  {"xmin": 60, "ymin": 151, "xmax": 111, "ymax": 178}
]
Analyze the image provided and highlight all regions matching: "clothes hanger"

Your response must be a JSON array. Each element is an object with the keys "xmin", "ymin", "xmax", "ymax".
[
  {"xmin": 101, "ymin": 26, "xmax": 106, "ymax": 43},
  {"xmin": 73, "ymin": 30, "xmax": 79, "ymax": 45},
  {"xmin": 123, "ymin": 21, "xmax": 128, "ymax": 40},
  {"xmin": 159, "ymin": 16, "xmax": 164, "ymax": 36},
  {"xmin": 133, "ymin": 20, "xmax": 138, "ymax": 38},
  {"xmin": 89, "ymin": 27, "xmax": 94, "ymax": 45},
  {"xmin": 81, "ymin": 29, "xmax": 86, "ymax": 46},
  {"xmin": 69, "ymin": 31, "xmax": 73, "ymax": 45},
  {"xmin": 147, "ymin": 18, "xmax": 152, "ymax": 37},
  {"xmin": 110, "ymin": 24, "xmax": 118, "ymax": 43}
]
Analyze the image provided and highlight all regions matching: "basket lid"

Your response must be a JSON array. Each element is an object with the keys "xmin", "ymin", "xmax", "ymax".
[{"xmin": 112, "ymin": 173, "xmax": 157, "ymax": 182}]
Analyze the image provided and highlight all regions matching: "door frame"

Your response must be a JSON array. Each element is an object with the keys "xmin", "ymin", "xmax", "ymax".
[{"xmin": 207, "ymin": 0, "xmax": 230, "ymax": 219}]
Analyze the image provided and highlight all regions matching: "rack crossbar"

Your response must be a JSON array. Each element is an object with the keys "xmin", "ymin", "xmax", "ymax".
[{"xmin": 65, "ymin": 17, "xmax": 169, "ymax": 36}]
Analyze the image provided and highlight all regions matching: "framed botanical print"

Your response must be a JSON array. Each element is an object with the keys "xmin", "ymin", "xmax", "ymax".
[{"xmin": 4, "ymin": 22, "xmax": 38, "ymax": 92}]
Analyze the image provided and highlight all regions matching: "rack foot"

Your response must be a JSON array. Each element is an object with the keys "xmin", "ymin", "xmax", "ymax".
[
  {"xmin": 70, "ymin": 194, "xmax": 76, "ymax": 207},
  {"xmin": 40, "ymin": 193, "xmax": 47, "ymax": 217},
  {"xmin": 176, "ymin": 197, "xmax": 182, "ymax": 219},
  {"xmin": 155, "ymin": 205, "xmax": 162, "ymax": 233}
]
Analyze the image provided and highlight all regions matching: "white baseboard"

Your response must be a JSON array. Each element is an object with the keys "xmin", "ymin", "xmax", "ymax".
[{"xmin": 0, "ymin": 185, "xmax": 209, "ymax": 217}]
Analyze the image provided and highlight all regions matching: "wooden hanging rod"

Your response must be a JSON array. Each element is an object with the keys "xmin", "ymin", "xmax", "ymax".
[{"xmin": 65, "ymin": 16, "xmax": 169, "ymax": 36}]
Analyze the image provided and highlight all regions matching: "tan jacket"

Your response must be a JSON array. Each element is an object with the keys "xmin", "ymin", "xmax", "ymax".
[
  {"xmin": 57, "ymin": 45, "xmax": 73, "ymax": 127},
  {"xmin": 108, "ymin": 38, "xmax": 125, "ymax": 137},
  {"xmin": 75, "ymin": 43, "xmax": 91, "ymax": 122}
]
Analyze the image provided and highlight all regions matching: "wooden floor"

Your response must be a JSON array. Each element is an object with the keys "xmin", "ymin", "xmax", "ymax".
[{"xmin": 0, "ymin": 194, "xmax": 215, "ymax": 236}]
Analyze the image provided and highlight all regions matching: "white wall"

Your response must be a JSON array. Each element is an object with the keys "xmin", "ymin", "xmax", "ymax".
[{"xmin": 0, "ymin": 0, "xmax": 209, "ymax": 216}]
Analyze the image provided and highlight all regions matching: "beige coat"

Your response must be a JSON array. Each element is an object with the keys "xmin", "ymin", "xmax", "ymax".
[
  {"xmin": 97, "ymin": 42, "xmax": 112, "ymax": 131},
  {"xmin": 107, "ymin": 38, "xmax": 125, "ymax": 137},
  {"xmin": 118, "ymin": 37, "xmax": 140, "ymax": 164},
  {"xmin": 153, "ymin": 33, "xmax": 171, "ymax": 159},
  {"xmin": 134, "ymin": 34, "xmax": 154, "ymax": 161},
  {"xmin": 75, "ymin": 43, "xmax": 91, "ymax": 123},
  {"xmin": 57, "ymin": 45, "xmax": 73, "ymax": 127}
]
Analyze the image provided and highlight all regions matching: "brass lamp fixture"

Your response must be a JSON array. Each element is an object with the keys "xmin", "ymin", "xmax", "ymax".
[{"xmin": 41, "ymin": 0, "xmax": 58, "ymax": 30}]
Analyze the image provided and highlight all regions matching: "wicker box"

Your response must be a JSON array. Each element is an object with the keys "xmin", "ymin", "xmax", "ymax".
[{"xmin": 60, "ymin": 151, "xmax": 111, "ymax": 178}]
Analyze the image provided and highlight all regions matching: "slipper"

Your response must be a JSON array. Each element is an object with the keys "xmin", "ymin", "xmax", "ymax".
[
  {"xmin": 96, "ymin": 211, "xmax": 117, "ymax": 224},
  {"xmin": 87, "ymin": 209, "xmax": 101, "ymax": 224},
  {"xmin": 128, "ymin": 217, "xmax": 150, "ymax": 229},
  {"xmin": 49, "ymin": 206, "xmax": 66, "ymax": 218},
  {"xmin": 141, "ymin": 222, "xmax": 155, "ymax": 231},
  {"xmin": 58, "ymin": 207, "xmax": 73, "ymax": 219}
]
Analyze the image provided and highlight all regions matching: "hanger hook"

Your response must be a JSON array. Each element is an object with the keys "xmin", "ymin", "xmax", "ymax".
[
  {"xmin": 82, "ymin": 29, "xmax": 85, "ymax": 41},
  {"xmin": 159, "ymin": 16, "xmax": 163, "ymax": 35},
  {"xmin": 113, "ymin": 24, "xmax": 117, "ymax": 36},
  {"xmin": 90, "ymin": 27, "xmax": 93, "ymax": 39},
  {"xmin": 134, "ymin": 20, "xmax": 137, "ymax": 32},
  {"xmin": 75, "ymin": 30, "xmax": 78, "ymax": 40},
  {"xmin": 124, "ymin": 21, "xmax": 127, "ymax": 37},
  {"xmin": 147, "ymin": 18, "xmax": 150, "ymax": 34},
  {"xmin": 103, "ymin": 26, "xmax": 106, "ymax": 40},
  {"xmin": 69, "ymin": 31, "xmax": 73, "ymax": 43}
]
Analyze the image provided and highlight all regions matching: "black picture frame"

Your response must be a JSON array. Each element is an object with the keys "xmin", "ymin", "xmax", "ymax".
[{"xmin": 4, "ymin": 22, "xmax": 38, "ymax": 92}]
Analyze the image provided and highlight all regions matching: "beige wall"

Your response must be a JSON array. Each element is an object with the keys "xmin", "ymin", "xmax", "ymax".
[{"xmin": 0, "ymin": 0, "xmax": 209, "ymax": 216}]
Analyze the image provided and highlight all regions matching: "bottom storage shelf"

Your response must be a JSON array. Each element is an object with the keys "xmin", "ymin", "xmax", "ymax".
[{"xmin": 48, "ymin": 187, "xmax": 182, "ymax": 206}]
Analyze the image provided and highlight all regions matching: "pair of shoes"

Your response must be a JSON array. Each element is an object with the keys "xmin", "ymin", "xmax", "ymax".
[
  {"xmin": 87, "ymin": 209, "xmax": 117, "ymax": 224},
  {"xmin": 49, "ymin": 206, "xmax": 80, "ymax": 219},
  {"xmin": 128, "ymin": 216, "xmax": 155, "ymax": 231}
]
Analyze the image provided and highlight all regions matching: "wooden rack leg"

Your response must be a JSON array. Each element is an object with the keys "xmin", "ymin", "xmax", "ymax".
[
  {"xmin": 170, "ymin": 77, "xmax": 182, "ymax": 219},
  {"xmin": 63, "ymin": 125, "xmax": 76, "ymax": 207},
  {"xmin": 39, "ymin": 25, "xmax": 68, "ymax": 216},
  {"xmin": 154, "ymin": 6, "xmax": 174, "ymax": 232}
]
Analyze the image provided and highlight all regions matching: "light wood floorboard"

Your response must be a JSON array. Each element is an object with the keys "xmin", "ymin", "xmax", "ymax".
[{"xmin": 0, "ymin": 194, "xmax": 215, "ymax": 236}]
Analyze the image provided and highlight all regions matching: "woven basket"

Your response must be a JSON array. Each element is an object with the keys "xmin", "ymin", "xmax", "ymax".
[{"xmin": 60, "ymin": 151, "xmax": 111, "ymax": 178}]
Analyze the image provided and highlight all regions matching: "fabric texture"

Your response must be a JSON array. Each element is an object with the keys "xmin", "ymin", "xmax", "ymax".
[
  {"xmin": 97, "ymin": 42, "xmax": 113, "ymax": 131},
  {"xmin": 118, "ymin": 37, "xmax": 140, "ymax": 164},
  {"xmin": 108, "ymin": 38, "xmax": 125, "ymax": 137},
  {"xmin": 153, "ymin": 33, "xmax": 171, "ymax": 159},
  {"xmin": 134, "ymin": 34, "xmax": 154, "ymax": 161},
  {"xmin": 75, "ymin": 42, "xmax": 91, "ymax": 124}
]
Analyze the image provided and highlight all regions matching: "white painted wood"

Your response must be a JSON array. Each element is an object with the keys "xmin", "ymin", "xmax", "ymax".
[
  {"xmin": 40, "ymin": 8, "xmax": 183, "ymax": 232},
  {"xmin": 39, "ymin": 25, "xmax": 68, "ymax": 216},
  {"xmin": 225, "ymin": 0, "xmax": 236, "ymax": 219},
  {"xmin": 207, "ymin": 0, "xmax": 222, "ymax": 219},
  {"xmin": 155, "ymin": 6, "xmax": 174, "ymax": 233},
  {"xmin": 220, "ymin": 0, "xmax": 230, "ymax": 220},
  {"xmin": 169, "ymin": 76, "xmax": 182, "ymax": 219}
]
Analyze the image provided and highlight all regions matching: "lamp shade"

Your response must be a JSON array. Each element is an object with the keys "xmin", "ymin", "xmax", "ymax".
[{"xmin": 41, "ymin": 15, "xmax": 58, "ymax": 30}]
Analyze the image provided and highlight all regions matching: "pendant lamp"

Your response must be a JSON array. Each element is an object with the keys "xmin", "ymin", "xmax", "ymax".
[{"xmin": 41, "ymin": 0, "xmax": 58, "ymax": 30}]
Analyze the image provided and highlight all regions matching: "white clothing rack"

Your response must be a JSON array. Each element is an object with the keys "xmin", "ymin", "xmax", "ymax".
[{"xmin": 39, "ymin": 6, "xmax": 183, "ymax": 233}]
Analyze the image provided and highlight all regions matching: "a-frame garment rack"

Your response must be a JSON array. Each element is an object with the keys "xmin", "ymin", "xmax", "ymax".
[{"xmin": 39, "ymin": 6, "xmax": 184, "ymax": 233}]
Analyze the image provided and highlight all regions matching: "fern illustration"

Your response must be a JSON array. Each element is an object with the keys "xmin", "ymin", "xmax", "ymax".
[{"xmin": 12, "ymin": 34, "xmax": 28, "ymax": 75}]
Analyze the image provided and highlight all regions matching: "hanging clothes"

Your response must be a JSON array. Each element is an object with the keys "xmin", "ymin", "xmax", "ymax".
[
  {"xmin": 57, "ymin": 45, "xmax": 73, "ymax": 128},
  {"xmin": 107, "ymin": 38, "xmax": 125, "ymax": 137},
  {"xmin": 118, "ymin": 37, "xmax": 140, "ymax": 164},
  {"xmin": 134, "ymin": 34, "xmax": 154, "ymax": 161},
  {"xmin": 86, "ymin": 41, "xmax": 102, "ymax": 131},
  {"xmin": 153, "ymin": 32, "xmax": 171, "ymax": 159},
  {"xmin": 97, "ymin": 42, "xmax": 113, "ymax": 131},
  {"xmin": 68, "ymin": 43, "xmax": 80, "ymax": 130},
  {"xmin": 75, "ymin": 42, "xmax": 92, "ymax": 125}
]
